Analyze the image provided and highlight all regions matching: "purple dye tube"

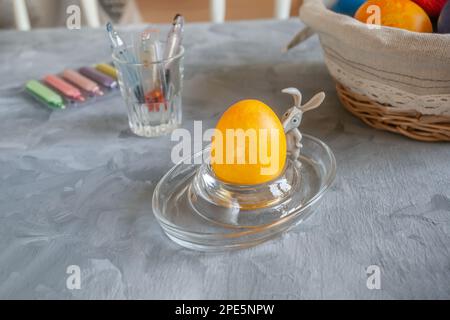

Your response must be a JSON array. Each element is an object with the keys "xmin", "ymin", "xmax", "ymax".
[{"xmin": 79, "ymin": 67, "xmax": 118, "ymax": 89}]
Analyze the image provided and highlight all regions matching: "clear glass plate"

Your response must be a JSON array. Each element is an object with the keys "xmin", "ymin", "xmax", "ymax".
[{"xmin": 152, "ymin": 134, "xmax": 336, "ymax": 251}]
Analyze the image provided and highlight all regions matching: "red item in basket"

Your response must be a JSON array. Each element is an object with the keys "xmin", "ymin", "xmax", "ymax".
[{"xmin": 412, "ymin": 0, "xmax": 448, "ymax": 17}]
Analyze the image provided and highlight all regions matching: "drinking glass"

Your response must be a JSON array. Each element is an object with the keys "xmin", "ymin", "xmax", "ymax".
[{"xmin": 112, "ymin": 46, "xmax": 184, "ymax": 137}]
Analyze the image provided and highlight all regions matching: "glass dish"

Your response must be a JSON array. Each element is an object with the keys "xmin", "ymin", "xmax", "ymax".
[{"xmin": 152, "ymin": 134, "xmax": 336, "ymax": 251}]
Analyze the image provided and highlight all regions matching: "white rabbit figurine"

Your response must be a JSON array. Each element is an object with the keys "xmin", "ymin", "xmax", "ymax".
[{"xmin": 281, "ymin": 88, "xmax": 326, "ymax": 169}]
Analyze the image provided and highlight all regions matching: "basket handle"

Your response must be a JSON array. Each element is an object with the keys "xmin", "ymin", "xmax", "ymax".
[
  {"xmin": 284, "ymin": 0, "xmax": 337, "ymax": 51},
  {"xmin": 284, "ymin": 26, "xmax": 315, "ymax": 52},
  {"xmin": 284, "ymin": 0, "xmax": 313, "ymax": 51}
]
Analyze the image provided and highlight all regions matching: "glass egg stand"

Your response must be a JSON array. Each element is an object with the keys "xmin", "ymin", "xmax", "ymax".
[{"xmin": 152, "ymin": 89, "xmax": 336, "ymax": 251}]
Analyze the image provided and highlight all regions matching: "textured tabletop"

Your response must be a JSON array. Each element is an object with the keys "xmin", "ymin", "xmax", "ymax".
[{"xmin": 0, "ymin": 20, "xmax": 449, "ymax": 300}]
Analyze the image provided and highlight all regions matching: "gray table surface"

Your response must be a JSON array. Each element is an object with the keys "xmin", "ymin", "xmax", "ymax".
[{"xmin": 0, "ymin": 20, "xmax": 449, "ymax": 300}]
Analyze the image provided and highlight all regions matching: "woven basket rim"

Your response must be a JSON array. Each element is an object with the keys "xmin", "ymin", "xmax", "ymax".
[{"xmin": 335, "ymin": 82, "xmax": 450, "ymax": 142}]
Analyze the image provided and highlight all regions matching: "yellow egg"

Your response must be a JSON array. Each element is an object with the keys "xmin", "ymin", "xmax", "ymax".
[
  {"xmin": 211, "ymin": 99, "xmax": 287, "ymax": 185},
  {"xmin": 355, "ymin": 0, "xmax": 433, "ymax": 33}
]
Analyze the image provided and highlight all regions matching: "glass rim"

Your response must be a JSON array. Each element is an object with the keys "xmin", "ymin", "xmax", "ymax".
[{"xmin": 112, "ymin": 45, "xmax": 184, "ymax": 66}]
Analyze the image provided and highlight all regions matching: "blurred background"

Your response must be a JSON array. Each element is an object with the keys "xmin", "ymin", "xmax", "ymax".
[{"xmin": 0, "ymin": 0, "xmax": 305, "ymax": 30}]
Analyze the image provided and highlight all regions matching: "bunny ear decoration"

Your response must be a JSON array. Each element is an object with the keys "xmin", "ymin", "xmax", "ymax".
[
  {"xmin": 281, "ymin": 88, "xmax": 302, "ymax": 108},
  {"xmin": 301, "ymin": 92, "xmax": 325, "ymax": 112}
]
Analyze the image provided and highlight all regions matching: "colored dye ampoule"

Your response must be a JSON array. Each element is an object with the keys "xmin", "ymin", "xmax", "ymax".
[
  {"xmin": 79, "ymin": 67, "xmax": 117, "ymax": 89},
  {"xmin": 43, "ymin": 74, "xmax": 85, "ymax": 102},
  {"xmin": 63, "ymin": 69, "xmax": 104, "ymax": 96},
  {"xmin": 95, "ymin": 63, "xmax": 118, "ymax": 79},
  {"xmin": 25, "ymin": 80, "xmax": 65, "ymax": 109}
]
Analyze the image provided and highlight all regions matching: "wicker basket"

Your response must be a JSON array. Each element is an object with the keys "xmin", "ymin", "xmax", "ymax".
[
  {"xmin": 299, "ymin": 0, "xmax": 450, "ymax": 142},
  {"xmin": 336, "ymin": 83, "xmax": 450, "ymax": 141}
]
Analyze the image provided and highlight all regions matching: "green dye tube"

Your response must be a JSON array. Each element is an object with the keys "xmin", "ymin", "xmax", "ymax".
[{"xmin": 26, "ymin": 80, "xmax": 65, "ymax": 109}]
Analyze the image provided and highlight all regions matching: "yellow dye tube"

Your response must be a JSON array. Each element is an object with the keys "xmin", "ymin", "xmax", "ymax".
[{"xmin": 95, "ymin": 63, "xmax": 118, "ymax": 79}]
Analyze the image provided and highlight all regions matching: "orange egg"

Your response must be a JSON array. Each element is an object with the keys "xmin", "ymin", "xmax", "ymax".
[
  {"xmin": 355, "ymin": 0, "xmax": 433, "ymax": 33},
  {"xmin": 211, "ymin": 99, "xmax": 287, "ymax": 185}
]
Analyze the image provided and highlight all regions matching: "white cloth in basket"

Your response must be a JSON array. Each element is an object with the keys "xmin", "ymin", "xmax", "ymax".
[{"xmin": 299, "ymin": 0, "xmax": 450, "ymax": 115}]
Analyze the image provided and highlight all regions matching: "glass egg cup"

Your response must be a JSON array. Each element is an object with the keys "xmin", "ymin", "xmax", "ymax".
[{"xmin": 152, "ymin": 134, "xmax": 336, "ymax": 251}]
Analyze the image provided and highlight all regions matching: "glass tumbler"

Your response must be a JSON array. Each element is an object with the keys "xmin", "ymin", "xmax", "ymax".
[{"xmin": 112, "ymin": 46, "xmax": 184, "ymax": 137}]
